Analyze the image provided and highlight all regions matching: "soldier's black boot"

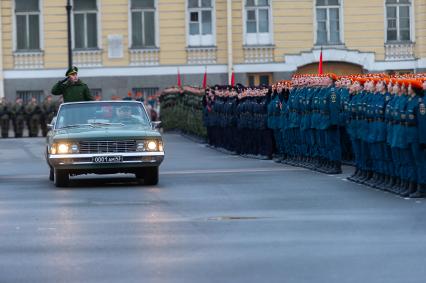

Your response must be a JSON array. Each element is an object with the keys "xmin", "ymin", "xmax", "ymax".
[
  {"xmin": 375, "ymin": 174, "xmax": 386, "ymax": 189},
  {"xmin": 316, "ymin": 159, "xmax": 324, "ymax": 172},
  {"xmin": 280, "ymin": 154, "xmax": 288, "ymax": 164},
  {"xmin": 401, "ymin": 182, "xmax": 417, "ymax": 198},
  {"xmin": 360, "ymin": 171, "xmax": 373, "ymax": 185},
  {"xmin": 386, "ymin": 176, "xmax": 396, "ymax": 192},
  {"xmin": 402, "ymin": 180, "xmax": 411, "ymax": 195},
  {"xmin": 390, "ymin": 177, "xmax": 401, "ymax": 193},
  {"xmin": 347, "ymin": 168, "xmax": 359, "ymax": 182},
  {"xmin": 330, "ymin": 161, "xmax": 342, "ymax": 174},
  {"xmin": 355, "ymin": 169, "xmax": 364, "ymax": 181},
  {"xmin": 305, "ymin": 157, "xmax": 313, "ymax": 169},
  {"xmin": 409, "ymin": 183, "xmax": 426, "ymax": 198},
  {"xmin": 324, "ymin": 160, "xmax": 333, "ymax": 173},
  {"xmin": 398, "ymin": 180, "xmax": 410, "ymax": 196},
  {"xmin": 365, "ymin": 172, "xmax": 377, "ymax": 187},
  {"xmin": 353, "ymin": 170, "xmax": 364, "ymax": 183}
]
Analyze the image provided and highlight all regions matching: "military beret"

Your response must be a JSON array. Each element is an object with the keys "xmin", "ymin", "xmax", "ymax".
[{"xmin": 65, "ymin": 66, "xmax": 78, "ymax": 76}]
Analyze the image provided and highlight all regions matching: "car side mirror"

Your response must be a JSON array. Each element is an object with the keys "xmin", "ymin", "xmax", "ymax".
[
  {"xmin": 47, "ymin": 116, "xmax": 57, "ymax": 130},
  {"xmin": 151, "ymin": 121, "xmax": 162, "ymax": 130}
]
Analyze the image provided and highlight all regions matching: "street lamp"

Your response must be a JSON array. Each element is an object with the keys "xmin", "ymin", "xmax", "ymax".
[{"xmin": 66, "ymin": 0, "xmax": 72, "ymax": 69}]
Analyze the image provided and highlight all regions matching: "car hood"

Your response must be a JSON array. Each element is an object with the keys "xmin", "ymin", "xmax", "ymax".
[{"xmin": 51, "ymin": 125, "xmax": 161, "ymax": 141}]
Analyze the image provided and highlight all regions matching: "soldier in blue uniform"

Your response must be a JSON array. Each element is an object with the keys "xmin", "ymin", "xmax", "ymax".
[
  {"xmin": 280, "ymin": 81, "xmax": 291, "ymax": 164},
  {"xmin": 347, "ymin": 78, "xmax": 364, "ymax": 182},
  {"xmin": 409, "ymin": 79, "xmax": 426, "ymax": 197},
  {"xmin": 321, "ymin": 74, "xmax": 342, "ymax": 174},
  {"xmin": 268, "ymin": 84, "xmax": 283, "ymax": 161},
  {"xmin": 398, "ymin": 79, "xmax": 424, "ymax": 197},
  {"xmin": 369, "ymin": 78, "xmax": 390, "ymax": 189}
]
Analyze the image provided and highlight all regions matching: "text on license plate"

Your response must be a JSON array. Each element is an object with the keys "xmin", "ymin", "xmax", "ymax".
[{"xmin": 93, "ymin": 156, "xmax": 123, "ymax": 163}]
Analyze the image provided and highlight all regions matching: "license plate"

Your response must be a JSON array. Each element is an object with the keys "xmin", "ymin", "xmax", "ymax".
[{"xmin": 92, "ymin": 155, "xmax": 123, "ymax": 163}]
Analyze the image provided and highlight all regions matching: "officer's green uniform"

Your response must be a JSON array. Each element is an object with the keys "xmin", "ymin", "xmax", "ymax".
[{"xmin": 51, "ymin": 66, "xmax": 93, "ymax": 103}]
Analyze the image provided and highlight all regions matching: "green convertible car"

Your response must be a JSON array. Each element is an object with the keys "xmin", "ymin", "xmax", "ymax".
[{"xmin": 45, "ymin": 101, "xmax": 164, "ymax": 187}]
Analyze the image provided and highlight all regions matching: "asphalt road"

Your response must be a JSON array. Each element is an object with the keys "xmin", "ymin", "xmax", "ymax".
[{"xmin": 1, "ymin": 133, "xmax": 426, "ymax": 283}]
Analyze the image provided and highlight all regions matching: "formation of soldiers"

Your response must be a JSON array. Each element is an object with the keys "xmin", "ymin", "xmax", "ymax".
[
  {"xmin": 0, "ymin": 95, "xmax": 60, "ymax": 138},
  {"xmin": 203, "ymin": 84, "xmax": 273, "ymax": 159},
  {"xmin": 160, "ymin": 86, "xmax": 206, "ymax": 138},
  {"xmin": 202, "ymin": 73, "xmax": 426, "ymax": 198}
]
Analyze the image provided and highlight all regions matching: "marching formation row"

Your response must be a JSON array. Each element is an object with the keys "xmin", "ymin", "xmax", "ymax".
[{"xmin": 202, "ymin": 74, "xmax": 426, "ymax": 198}]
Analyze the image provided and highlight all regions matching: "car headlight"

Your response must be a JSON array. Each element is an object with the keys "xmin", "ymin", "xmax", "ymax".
[
  {"xmin": 136, "ymin": 140, "xmax": 163, "ymax": 152},
  {"xmin": 58, "ymin": 143, "xmax": 69, "ymax": 154},
  {"xmin": 51, "ymin": 143, "xmax": 79, "ymax": 154},
  {"xmin": 147, "ymin": 141, "xmax": 157, "ymax": 151}
]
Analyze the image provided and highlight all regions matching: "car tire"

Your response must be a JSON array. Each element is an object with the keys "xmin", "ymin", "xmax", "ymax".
[
  {"xmin": 136, "ymin": 166, "xmax": 159, "ymax": 185},
  {"xmin": 54, "ymin": 169, "xmax": 69, "ymax": 187},
  {"xmin": 49, "ymin": 167, "xmax": 54, "ymax": 181}
]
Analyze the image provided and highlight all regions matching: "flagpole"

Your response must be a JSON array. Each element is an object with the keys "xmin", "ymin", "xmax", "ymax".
[
  {"xmin": 318, "ymin": 46, "xmax": 323, "ymax": 75},
  {"xmin": 202, "ymin": 66, "xmax": 207, "ymax": 89}
]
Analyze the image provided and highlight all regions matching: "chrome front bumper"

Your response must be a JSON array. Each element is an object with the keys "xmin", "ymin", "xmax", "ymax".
[{"xmin": 48, "ymin": 152, "xmax": 164, "ymax": 169}]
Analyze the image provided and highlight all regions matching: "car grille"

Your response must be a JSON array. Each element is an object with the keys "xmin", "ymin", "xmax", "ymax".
[{"xmin": 79, "ymin": 140, "xmax": 137, "ymax": 154}]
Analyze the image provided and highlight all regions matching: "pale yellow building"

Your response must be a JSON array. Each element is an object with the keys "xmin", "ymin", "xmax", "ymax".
[{"xmin": 0, "ymin": 0, "xmax": 425, "ymax": 101}]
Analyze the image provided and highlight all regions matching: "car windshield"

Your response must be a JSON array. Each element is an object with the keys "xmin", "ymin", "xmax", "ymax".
[{"xmin": 55, "ymin": 102, "xmax": 151, "ymax": 129}]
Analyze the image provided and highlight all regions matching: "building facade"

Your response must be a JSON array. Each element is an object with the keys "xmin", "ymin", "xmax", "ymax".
[{"xmin": 0, "ymin": 0, "xmax": 425, "ymax": 101}]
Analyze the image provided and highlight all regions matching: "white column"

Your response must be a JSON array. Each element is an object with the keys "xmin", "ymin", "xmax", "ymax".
[
  {"xmin": 0, "ymin": 1, "xmax": 5, "ymax": 99},
  {"xmin": 226, "ymin": 0, "xmax": 233, "ymax": 85}
]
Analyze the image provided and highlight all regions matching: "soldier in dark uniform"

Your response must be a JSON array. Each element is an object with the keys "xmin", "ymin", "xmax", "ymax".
[
  {"xmin": 11, "ymin": 98, "xmax": 26, "ymax": 138},
  {"xmin": 0, "ymin": 97, "xmax": 12, "ymax": 138},
  {"xmin": 123, "ymin": 92, "xmax": 133, "ymax": 101},
  {"xmin": 409, "ymin": 78, "xmax": 426, "ymax": 197},
  {"xmin": 40, "ymin": 95, "xmax": 56, "ymax": 137},
  {"xmin": 25, "ymin": 97, "xmax": 42, "ymax": 137}
]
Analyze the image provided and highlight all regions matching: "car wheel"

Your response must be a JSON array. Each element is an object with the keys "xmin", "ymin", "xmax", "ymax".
[
  {"xmin": 54, "ymin": 169, "xmax": 69, "ymax": 187},
  {"xmin": 49, "ymin": 167, "xmax": 54, "ymax": 181},
  {"xmin": 136, "ymin": 166, "xmax": 159, "ymax": 185}
]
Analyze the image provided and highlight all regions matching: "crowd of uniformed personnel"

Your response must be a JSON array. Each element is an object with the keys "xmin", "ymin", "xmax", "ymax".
[
  {"xmin": 202, "ymin": 73, "xmax": 426, "ymax": 198},
  {"xmin": 159, "ymin": 86, "xmax": 206, "ymax": 137},
  {"xmin": 0, "ymin": 95, "xmax": 61, "ymax": 138},
  {"xmin": 203, "ymin": 84, "xmax": 274, "ymax": 159}
]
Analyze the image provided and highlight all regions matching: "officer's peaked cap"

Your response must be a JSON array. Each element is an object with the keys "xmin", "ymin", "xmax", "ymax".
[{"xmin": 65, "ymin": 66, "xmax": 78, "ymax": 76}]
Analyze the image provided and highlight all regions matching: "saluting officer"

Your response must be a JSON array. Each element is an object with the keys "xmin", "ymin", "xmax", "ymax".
[{"xmin": 51, "ymin": 66, "xmax": 93, "ymax": 103}]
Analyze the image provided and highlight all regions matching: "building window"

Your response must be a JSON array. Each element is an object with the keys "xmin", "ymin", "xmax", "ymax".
[
  {"xmin": 247, "ymin": 73, "xmax": 272, "ymax": 87},
  {"xmin": 73, "ymin": 0, "xmax": 98, "ymax": 49},
  {"xmin": 16, "ymin": 90, "xmax": 44, "ymax": 104},
  {"xmin": 131, "ymin": 0, "xmax": 157, "ymax": 48},
  {"xmin": 244, "ymin": 0, "xmax": 272, "ymax": 45},
  {"xmin": 187, "ymin": 0, "xmax": 214, "ymax": 46},
  {"xmin": 316, "ymin": 0, "xmax": 342, "ymax": 45},
  {"xmin": 15, "ymin": 0, "xmax": 40, "ymax": 51},
  {"xmin": 385, "ymin": 0, "xmax": 411, "ymax": 42}
]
